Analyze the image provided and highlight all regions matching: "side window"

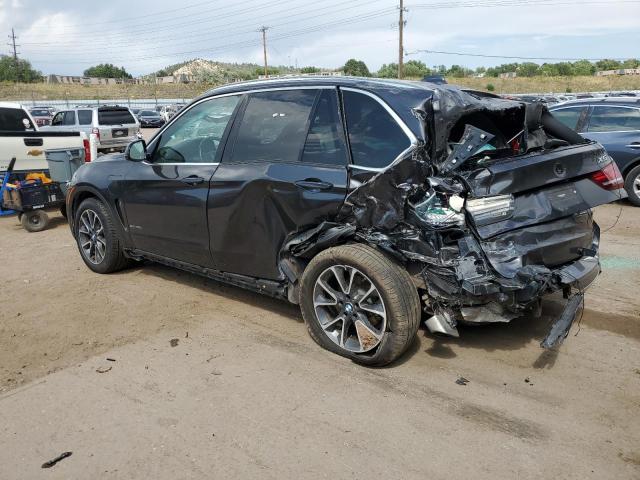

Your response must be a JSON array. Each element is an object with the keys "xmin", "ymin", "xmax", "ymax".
[
  {"xmin": 62, "ymin": 111, "xmax": 76, "ymax": 126},
  {"xmin": 588, "ymin": 106, "xmax": 640, "ymax": 132},
  {"xmin": 152, "ymin": 95, "xmax": 240, "ymax": 164},
  {"xmin": 301, "ymin": 89, "xmax": 348, "ymax": 166},
  {"xmin": 230, "ymin": 89, "xmax": 317, "ymax": 163},
  {"xmin": 342, "ymin": 90, "xmax": 410, "ymax": 169},
  {"xmin": 78, "ymin": 110, "xmax": 92, "ymax": 125},
  {"xmin": 51, "ymin": 112, "xmax": 64, "ymax": 126},
  {"xmin": 551, "ymin": 107, "xmax": 586, "ymax": 130}
]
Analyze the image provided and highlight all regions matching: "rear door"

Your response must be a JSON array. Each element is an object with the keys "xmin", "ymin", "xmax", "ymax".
[
  {"xmin": 208, "ymin": 87, "xmax": 349, "ymax": 279},
  {"xmin": 582, "ymin": 104, "xmax": 640, "ymax": 175},
  {"xmin": 121, "ymin": 95, "xmax": 242, "ymax": 266}
]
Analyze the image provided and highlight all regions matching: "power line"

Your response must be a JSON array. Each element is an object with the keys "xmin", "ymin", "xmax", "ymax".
[{"xmin": 405, "ymin": 49, "xmax": 633, "ymax": 62}]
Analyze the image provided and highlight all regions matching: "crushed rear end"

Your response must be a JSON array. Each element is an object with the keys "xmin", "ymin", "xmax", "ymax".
[{"xmin": 281, "ymin": 86, "xmax": 624, "ymax": 348}]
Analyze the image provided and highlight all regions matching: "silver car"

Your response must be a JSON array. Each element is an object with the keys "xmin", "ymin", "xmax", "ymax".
[{"xmin": 44, "ymin": 106, "xmax": 140, "ymax": 153}]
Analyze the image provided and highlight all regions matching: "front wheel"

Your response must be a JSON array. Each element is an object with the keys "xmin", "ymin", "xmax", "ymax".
[
  {"xmin": 624, "ymin": 164, "xmax": 640, "ymax": 207},
  {"xmin": 75, "ymin": 198, "xmax": 130, "ymax": 273},
  {"xmin": 299, "ymin": 244, "xmax": 421, "ymax": 367}
]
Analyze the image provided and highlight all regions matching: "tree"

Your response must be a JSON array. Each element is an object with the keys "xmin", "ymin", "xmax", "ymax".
[
  {"xmin": 376, "ymin": 63, "xmax": 398, "ymax": 78},
  {"xmin": 300, "ymin": 66, "xmax": 321, "ymax": 74},
  {"xmin": 486, "ymin": 83, "xmax": 495, "ymax": 92},
  {"xmin": 516, "ymin": 62, "xmax": 539, "ymax": 77},
  {"xmin": 254, "ymin": 66, "xmax": 280, "ymax": 76},
  {"xmin": 403, "ymin": 60, "xmax": 430, "ymax": 78},
  {"xmin": 595, "ymin": 59, "xmax": 622, "ymax": 71},
  {"xmin": 447, "ymin": 64, "xmax": 472, "ymax": 78},
  {"xmin": 0, "ymin": 55, "xmax": 42, "ymax": 82},
  {"xmin": 84, "ymin": 63, "xmax": 132, "ymax": 79},
  {"xmin": 342, "ymin": 59, "xmax": 370, "ymax": 77}
]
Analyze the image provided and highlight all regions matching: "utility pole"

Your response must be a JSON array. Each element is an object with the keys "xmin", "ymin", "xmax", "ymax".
[
  {"xmin": 7, "ymin": 28, "xmax": 20, "ymax": 83},
  {"xmin": 259, "ymin": 26, "xmax": 270, "ymax": 78},
  {"xmin": 398, "ymin": 0, "xmax": 406, "ymax": 79}
]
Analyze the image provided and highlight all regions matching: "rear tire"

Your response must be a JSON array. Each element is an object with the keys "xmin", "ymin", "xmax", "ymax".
[
  {"xmin": 624, "ymin": 164, "xmax": 640, "ymax": 207},
  {"xmin": 299, "ymin": 244, "xmax": 421, "ymax": 367},
  {"xmin": 21, "ymin": 210, "xmax": 48, "ymax": 232},
  {"xmin": 75, "ymin": 198, "xmax": 131, "ymax": 274}
]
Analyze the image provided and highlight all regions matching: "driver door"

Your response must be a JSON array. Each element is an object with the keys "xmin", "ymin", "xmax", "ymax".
[{"xmin": 122, "ymin": 94, "xmax": 243, "ymax": 266}]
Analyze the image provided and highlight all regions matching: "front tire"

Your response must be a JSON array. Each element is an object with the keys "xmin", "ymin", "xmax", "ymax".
[
  {"xmin": 299, "ymin": 244, "xmax": 421, "ymax": 367},
  {"xmin": 75, "ymin": 198, "xmax": 130, "ymax": 273},
  {"xmin": 624, "ymin": 164, "xmax": 640, "ymax": 207}
]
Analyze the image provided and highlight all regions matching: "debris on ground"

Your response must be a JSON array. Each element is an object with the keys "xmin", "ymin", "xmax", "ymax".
[
  {"xmin": 525, "ymin": 377, "xmax": 533, "ymax": 385},
  {"xmin": 41, "ymin": 451, "xmax": 72, "ymax": 468},
  {"xmin": 211, "ymin": 370, "xmax": 222, "ymax": 376},
  {"xmin": 170, "ymin": 338, "xmax": 179, "ymax": 347},
  {"xmin": 455, "ymin": 377, "xmax": 469, "ymax": 386},
  {"xmin": 106, "ymin": 358, "xmax": 116, "ymax": 362},
  {"xmin": 95, "ymin": 366, "xmax": 112, "ymax": 374}
]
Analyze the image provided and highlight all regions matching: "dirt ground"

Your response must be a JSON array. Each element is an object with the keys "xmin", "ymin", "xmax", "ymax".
[{"xmin": 1, "ymin": 193, "xmax": 639, "ymax": 478}]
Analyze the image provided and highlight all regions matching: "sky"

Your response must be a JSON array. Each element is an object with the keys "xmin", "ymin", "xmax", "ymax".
[{"xmin": 1, "ymin": 0, "xmax": 639, "ymax": 76}]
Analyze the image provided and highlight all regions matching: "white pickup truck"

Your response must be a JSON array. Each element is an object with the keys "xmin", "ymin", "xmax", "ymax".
[{"xmin": 0, "ymin": 102, "xmax": 89, "ymax": 173}]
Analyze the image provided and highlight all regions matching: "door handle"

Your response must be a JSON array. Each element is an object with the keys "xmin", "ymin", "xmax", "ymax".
[
  {"xmin": 24, "ymin": 138, "xmax": 43, "ymax": 147},
  {"xmin": 294, "ymin": 178, "xmax": 333, "ymax": 191},
  {"xmin": 626, "ymin": 143, "xmax": 640, "ymax": 149},
  {"xmin": 181, "ymin": 175, "xmax": 205, "ymax": 185}
]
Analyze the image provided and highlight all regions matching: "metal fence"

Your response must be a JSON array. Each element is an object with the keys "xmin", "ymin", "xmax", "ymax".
[{"xmin": 17, "ymin": 98, "xmax": 194, "ymax": 111}]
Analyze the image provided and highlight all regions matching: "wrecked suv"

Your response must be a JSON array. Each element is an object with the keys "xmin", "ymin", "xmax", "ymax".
[{"xmin": 66, "ymin": 78, "xmax": 624, "ymax": 366}]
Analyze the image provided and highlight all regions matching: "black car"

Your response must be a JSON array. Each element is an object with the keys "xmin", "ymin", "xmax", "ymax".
[
  {"xmin": 137, "ymin": 109, "xmax": 165, "ymax": 128},
  {"xmin": 550, "ymin": 97, "xmax": 640, "ymax": 205},
  {"xmin": 66, "ymin": 77, "xmax": 622, "ymax": 366}
]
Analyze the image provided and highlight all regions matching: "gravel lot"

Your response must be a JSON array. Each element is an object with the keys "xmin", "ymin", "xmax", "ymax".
[{"xmin": 1, "ymin": 153, "xmax": 639, "ymax": 477}]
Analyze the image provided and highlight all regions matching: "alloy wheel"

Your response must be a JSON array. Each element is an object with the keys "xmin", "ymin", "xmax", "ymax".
[
  {"xmin": 634, "ymin": 172, "xmax": 640, "ymax": 198},
  {"xmin": 78, "ymin": 209, "xmax": 106, "ymax": 264},
  {"xmin": 312, "ymin": 265, "xmax": 387, "ymax": 353}
]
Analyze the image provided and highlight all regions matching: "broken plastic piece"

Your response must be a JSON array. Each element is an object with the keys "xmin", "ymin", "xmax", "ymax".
[{"xmin": 540, "ymin": 294, "xmax": 583, "ymax": 349}]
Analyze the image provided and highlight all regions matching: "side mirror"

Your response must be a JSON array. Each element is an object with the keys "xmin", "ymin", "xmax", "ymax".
[{"xmin": 125, "ymin": 139, "xmax": 147, "ymax": 162}]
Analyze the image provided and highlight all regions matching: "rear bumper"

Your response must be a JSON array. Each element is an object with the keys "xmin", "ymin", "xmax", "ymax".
[{"xmin": 98, "ymin": 137, "xmax": 136, "ymax": 149}]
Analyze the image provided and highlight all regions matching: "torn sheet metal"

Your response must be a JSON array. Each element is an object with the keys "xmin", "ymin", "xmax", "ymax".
[{"xmin": 278, "ymin": 84, "xmax": 617, "ymax": 343}]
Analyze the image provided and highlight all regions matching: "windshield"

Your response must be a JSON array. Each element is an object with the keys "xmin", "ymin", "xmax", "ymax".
[
  {"xmin": 139, "ymin": 110, "xmax": 158, "ymax": 116},
  {"xmin": 30, "ymin": 109, "xmax": 50, "ymax": 116}
]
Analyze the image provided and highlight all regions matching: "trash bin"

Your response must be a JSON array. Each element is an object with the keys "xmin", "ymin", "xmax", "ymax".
[{"xmin": 45, "ymin": 148, "xmax": 84, "ymax": 195}]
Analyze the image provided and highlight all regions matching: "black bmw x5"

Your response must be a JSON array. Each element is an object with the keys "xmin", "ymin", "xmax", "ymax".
[{"xmin": 67, "ymin": 77, "xmax": 623, "ymax": 366}]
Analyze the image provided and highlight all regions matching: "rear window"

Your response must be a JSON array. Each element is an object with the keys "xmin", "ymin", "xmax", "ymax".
[
  {"xmin": 0, "ymin": 107, "xmax": 34, "ymax": 131},
  {"xmin": 30, "ymin": 109, "xmax": 50, "ymax": 117},
  {"xmin": 551, "ymin": 107, "xmax": 586, "ymax": 131},
  {"xmin": 98, "ymin": 108, "xmax": 135, "ymax": 125},
  {"xmin": 139, "ymin": 110, "xmax": 157, "ymax": 116}
]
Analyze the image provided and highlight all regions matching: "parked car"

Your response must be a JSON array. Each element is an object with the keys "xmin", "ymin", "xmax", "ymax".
[
  {"xmin": 158, "ymin": 104, "xmax": 186, "ymax": 122},
  {"xmin": 29, "ymin": 107, "xmax": 53, "ymax": 127},
  {"xmin": 66, "ymin": 78, "xmax": 622, "ymax": 366},
  {"xmin": 42, "ymin": 106, "xmax": 140, "ymax": 153},
  {"xmin": 136, "ymin": 109, "xmax": 165, "ymax": 128},
  {"xmin": 549, "ymin": 97, "xmax": 640, "ymax": 205},
  {"xmin": 130, "ymin": 108, "xmax": 141, "ymax": 116},
  {"xmin": 0, "ymin": 102, "xmax": 90, "ymax": 173}
]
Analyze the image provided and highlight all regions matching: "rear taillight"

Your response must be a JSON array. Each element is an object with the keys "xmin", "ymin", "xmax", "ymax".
[
  {"xmin": 590, "ymin": 162, "xmax": 624, "ymax": 190},
  {"xmin": 91, "ymin": 127, "xmax": 100, "ymax": 140},
  {"xmin": 83, "ymin": 138, "xmax": 91, "ymax": 162}
]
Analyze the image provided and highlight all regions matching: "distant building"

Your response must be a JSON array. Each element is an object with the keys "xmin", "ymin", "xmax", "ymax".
[
  {"xmin": 596, "ymin": 68, "xmax": 640, "ymax": 77},
  {"xmin": 46, "ymin": 74, "xmax": 139, "ymax": 85},
  {"xmin": 499, "ymin": 72, "xmax": 517, "ymax": 79},
  {"xmin": 257, "ymin": 71, "xmax": 343, "ymax": 80}
]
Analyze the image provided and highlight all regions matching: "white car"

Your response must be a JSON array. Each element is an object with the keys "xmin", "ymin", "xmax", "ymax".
[{"xmin": 0, "ymin": 102, "xmax": 89, "ymax": 173}]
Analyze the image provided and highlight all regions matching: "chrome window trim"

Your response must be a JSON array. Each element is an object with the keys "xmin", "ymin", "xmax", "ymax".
[{"xmin": 146, "ymin": 85, "xmax": 418, "ymax": 172}]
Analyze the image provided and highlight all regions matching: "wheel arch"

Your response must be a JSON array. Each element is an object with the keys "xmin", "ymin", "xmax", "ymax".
[{"xmin": 70, "ymin": 186, "xmax": 131, "ymax": 247}]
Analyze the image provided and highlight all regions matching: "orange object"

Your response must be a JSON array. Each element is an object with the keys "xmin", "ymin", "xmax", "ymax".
[{"xmin": 24, "ymin": 172, "xmax": 52, "ymax": 184}]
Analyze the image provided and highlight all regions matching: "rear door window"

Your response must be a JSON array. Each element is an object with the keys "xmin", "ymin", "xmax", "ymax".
[
  {"xmin": 51, "ymin": 112, "xmax": 64, "ymax": 126},
  {"xmin": 230, "ymin": 89, "xmax": 317, "ymax": 164},
  {"xmin": 342, "ymin": 90, "xmax": 411, "ymax": 169},
  {"xmin": 98, "ymin": 108, "xmax": 135, "ymax": 125},
  {"xmin": 78, "ymin": 110, "xmax": 93, "ymax": 125},
  {"xmin": 301, "ymin": 89, "xmax": 347, "ymax": 166},
  {"xmin": 587, "ymin": 106, "xmax": 640, "ymax": 132},
  {"xmin": 63, "ymin": 111, "xmax": 76, "ymax": 126},
  {"xmin": 0, "ymin": 107, "xmax": 34, "ymax": 130},
  {"xmin": 551, "ymin": 106, "xmax": 587, "ymax": 131}
]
